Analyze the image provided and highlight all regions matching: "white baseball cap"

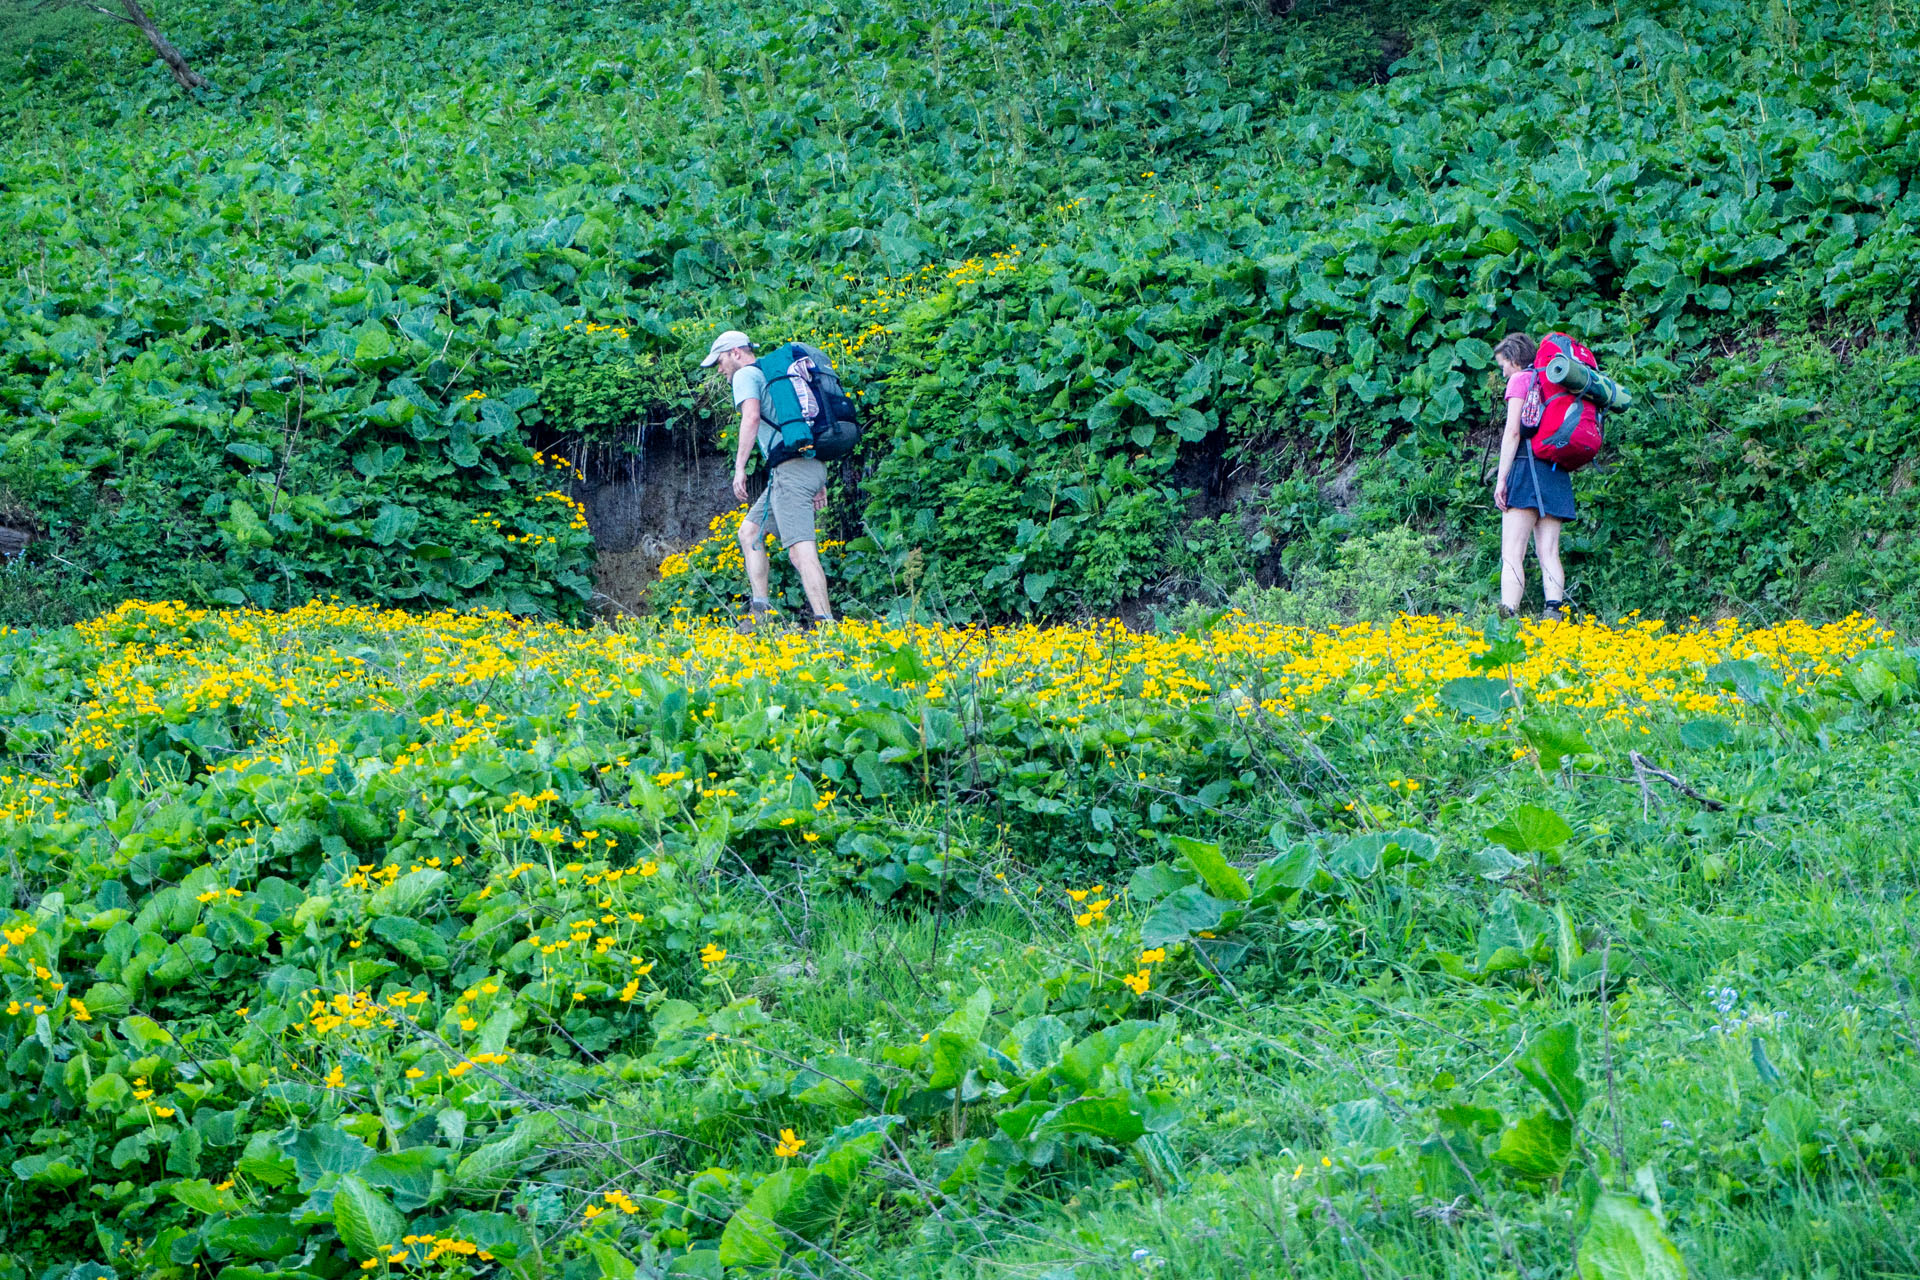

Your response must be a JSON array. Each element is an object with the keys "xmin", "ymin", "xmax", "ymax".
[{"xmin": 699, "ymin": 330, "xmax": 753, "ymax": 367}]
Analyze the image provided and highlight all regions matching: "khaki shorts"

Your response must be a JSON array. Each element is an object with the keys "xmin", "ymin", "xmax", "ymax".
[{"xmin": 746, "ymin": 458, "xmax": 827, "ymax": 548}]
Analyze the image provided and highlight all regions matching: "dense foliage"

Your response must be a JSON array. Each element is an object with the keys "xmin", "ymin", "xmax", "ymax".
[
  {"xmin": 3, "ymin": 0, "xmax": 1919, "ymax": 624},
  {"xmin": 2, "ymin": 602, "xmax": 1918, "ymax": 1279}
]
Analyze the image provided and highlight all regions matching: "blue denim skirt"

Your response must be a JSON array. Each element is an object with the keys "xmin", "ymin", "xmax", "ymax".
[{"xmin": 1508, "ymin": 452, "xmax": 1578, "ymax": 521}]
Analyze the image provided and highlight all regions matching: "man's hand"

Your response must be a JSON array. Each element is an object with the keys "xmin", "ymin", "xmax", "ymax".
[
  {"xmin": 812, "ymin": 488, "xmax": 826, "ymax": 512},
  {"xmin": 733, "ymin": 468, "xmax": 750, "ymax": 503}
]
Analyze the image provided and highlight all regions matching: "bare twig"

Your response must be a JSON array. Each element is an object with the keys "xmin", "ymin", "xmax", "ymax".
[
  {"xmin": 48, "ymin": 0, "xmax": 208, "ymax": 89},
  {"xmin": 1628, "ymin": 750, "xmax": 1725, "ymax": 811}
]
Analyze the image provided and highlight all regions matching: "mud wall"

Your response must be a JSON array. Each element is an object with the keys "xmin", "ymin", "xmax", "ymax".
[{"xmin": 572, "ymin": 432, "xmax": 735, "ymax": 617}]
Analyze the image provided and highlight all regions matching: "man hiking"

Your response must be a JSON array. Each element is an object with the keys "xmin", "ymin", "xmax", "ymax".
[{"xmin": 701, "ymin": 330, "xmax": 835, "ymax": 630}]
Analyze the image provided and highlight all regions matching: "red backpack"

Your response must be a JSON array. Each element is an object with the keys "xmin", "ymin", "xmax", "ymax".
[{"xmin": 1519, "ymin": 333, "xmax": 1604, "ymax": 470}]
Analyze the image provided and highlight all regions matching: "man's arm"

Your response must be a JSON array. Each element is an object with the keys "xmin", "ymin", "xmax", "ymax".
[{"xmin": 733, "ymin": 398, "xmax": 760, "ymax": 503}]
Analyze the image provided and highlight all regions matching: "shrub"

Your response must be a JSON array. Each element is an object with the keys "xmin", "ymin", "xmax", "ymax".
[{"xmin": 1221, "ymin": 527, "xmax": 1473, "ymax": 629}]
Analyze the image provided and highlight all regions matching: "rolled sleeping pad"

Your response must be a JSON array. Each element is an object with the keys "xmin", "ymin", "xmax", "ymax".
[{"xmin": 1544, "ymin": 354, "xmax": 1633, "ymax": 410}]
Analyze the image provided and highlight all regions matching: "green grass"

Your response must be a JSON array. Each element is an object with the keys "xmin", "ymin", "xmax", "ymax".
[
  {"xmin": 744, "ymin": 730, "xmax": 1920, "ymax": 1278},
  {"xmin": 3, "ymin": 604, "xmax": 1915, "ymax": 1278}
]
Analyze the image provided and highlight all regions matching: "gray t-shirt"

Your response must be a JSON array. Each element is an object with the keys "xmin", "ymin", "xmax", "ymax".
[{"xmin": 731, "ymin": 365, "xmax": 776, "ymax": 462}]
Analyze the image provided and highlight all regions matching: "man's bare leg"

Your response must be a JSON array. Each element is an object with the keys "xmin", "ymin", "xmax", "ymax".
[
  {"xmin": 786, "ymin": 540, "xmax": 833, "ymax": 620},
  {"xmin": 737, "ymin": 517, "xmax": 772, "ymax": 604}
]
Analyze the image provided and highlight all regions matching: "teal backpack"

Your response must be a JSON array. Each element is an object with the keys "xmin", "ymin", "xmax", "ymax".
[{"xmin": 754, "ymin": 342, "xmax": 862, "ymax": 467}]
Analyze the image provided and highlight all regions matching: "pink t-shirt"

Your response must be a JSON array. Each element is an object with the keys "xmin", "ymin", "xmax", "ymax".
[{"xmin": 1505, "ymin": 370, "xmax": 1534, "ymax": 400}]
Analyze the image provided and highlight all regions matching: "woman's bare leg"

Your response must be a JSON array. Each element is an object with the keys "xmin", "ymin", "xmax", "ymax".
[
  {"xmin": 1532, "ymin": 516, "xmax": 1565, "ymax": 604},
  {"xmin": 1500, "ymin": 506, "xmax": 1538, "ymax": 611}
]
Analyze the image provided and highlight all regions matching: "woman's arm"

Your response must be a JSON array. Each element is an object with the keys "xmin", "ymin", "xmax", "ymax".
[{"xmin": 1493, "ymin": 399, "xmax": 1523, "ymax": 510}]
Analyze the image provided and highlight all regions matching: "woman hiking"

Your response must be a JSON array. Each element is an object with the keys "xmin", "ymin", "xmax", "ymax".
[{"xmin": 1492, "ymin": 331, "xmax": 1572, "ymax": 622}]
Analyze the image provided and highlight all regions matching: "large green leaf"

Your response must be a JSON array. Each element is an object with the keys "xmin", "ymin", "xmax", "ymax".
[
  {"xmin": 352, "ymin": 319, "xmax": 397, "ymax": 369},
  {"xmin": 1171, "ymin": 835, "xmax": 1249, "ymax": 901},
  {"xmin": 1485, "ymin": 805, "xmax": 1572, "ymax": 855},
  {"xmin": 1706, "ymin": 659, "xmax": 1770, "ymax": 705},
  {"xmin": 170, "ymin": 1177, "xmax": 243, "ymax": 1213},
  {"xmin": 351, "ymin": 444, "xmax": 404, "ymax": 479},
  {"xmin": 1127, "ymin": 862, "xmax": 1196, "ymax": 902},
  {"xmin": 85, "ymin": 1071, "xmax": 131, "ymax": 1111},
  {"xmin": 333, "ymin": 1175, "xmax": 406, "ymax": 1260},
  {"xmin": 716, "ymin": 1168, "xmax": 803, "ymax": 1267},
  {"xmin": 362, "ymin": 1147, "xmax": 445, "ymax": 1212},
  {"xmin": 1437, "ymin": 675, "xmax": 1514, "ymax": 722},
  {"xmin": 1843, "ymin": 647, "xmax": 1917, "ymax": 704},
  {"xmin": 287, "ymin": 1125, "xmax": 374, "ymax": 1190},
  {"xmin": 783, "ymin": 1125, "xmax": 889, "ymax": 1234},
  {"xmin": 1011, "ymin": 1014, "xmax": 1072, "ymax": 1073},
  {"xmin": 368, "ymin": 867, "xmax": 447, "ymax": 916},
  {"xmin": 367, "ymin": 503, "xmax": 422, "ymax": 549},
  {"xmin": 205, "ymin": 1215, "xmax": 302, "ymax": 1261},
  {"xmin": 449, "ymin": 1210, "xmax": 530, "ymax": 1263},
  {"xmin": 1325, "ymin": 833, "xmax": 1385, "ymax": 880},
  {"xmin": 371, "ymin": 916, "xmax": 448, "ymax": 970},
  {"xmin": 1523, "ymin": 717, "xmax": 1592, "ymax": 770},
  {"xmin": 1577, "ymin": 1192, "xmax": 1689, "ymax": 1280},
  {"xmin": 927, "ymin": 985, "xmax": 992, "ymax": 1089},
  {"xmin": 1034, "ymin": 1094, "xmax": 1147, "ymax": 1145},
  {"xmin": 1757, "ymin": 1089, "xmax": 1822, "ymax": 1168},
  {"xmin": 452, "ymin": 1118, "xmax": 549, "ymax": 1192},
  {"xmin": 792, "ymin": 1055, "xmax": 879, "ymax": 1112},
  {"xmin": 78, "ymin": 982, "xmax": 132, "ymax": 1020},
  {"xmin": 1251, "ymin": 844, "xmax": 1319, "ymax": 904},
  {"xmin": 1053, "ymin": 1021, "xmax": 1160, "ymax": 1095},
  {"xmin": 994, "ymin": 1098, "xmax": 1054, "ymax": 1143},
  {"xmin": 1515, "ymin": 1021, "xmax": 1587, "ymax": 1122},
  {"xmin": 1139, "ymin": 884, "xmax": 1230, "ymax": 947},
  {"xmin": 14, "ymin": 1154, "xmax": 88, "ymax": 1189},
  {"xmin": 1326, "ymin": 1098, "xmax": 1400, "ymax": 1151},
  {"xmin": 1490, "ymin": 1108, "xmax": 1574, "ymax": 1180}
]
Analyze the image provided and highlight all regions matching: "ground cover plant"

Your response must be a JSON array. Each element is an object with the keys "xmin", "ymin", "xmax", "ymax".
[
  {"xmin": 3, "ymin": 600, "xmax": 1918, "ymax": 1278},
  {"xmin": 4, "ymin": 0, "xmax": 1920, "ymax": 624}
]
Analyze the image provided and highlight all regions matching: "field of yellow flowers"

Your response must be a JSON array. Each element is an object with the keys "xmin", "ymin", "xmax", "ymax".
[{"xmin": 1, "ymin": 601, "xmax": 1917, "ymax": 1280}]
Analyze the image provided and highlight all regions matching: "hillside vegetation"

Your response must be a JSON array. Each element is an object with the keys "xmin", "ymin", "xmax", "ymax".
[
  {"xmin": 8, "ymin": 4, "xmax": 1920, "ymax": 1278},
  {"xmin": 2, "ymin": 603, "xmax": 1919, "ymax": 1280},
  {"xmin": 3, "ymin": 0, "xmax": 1920, "ymax": 624}
]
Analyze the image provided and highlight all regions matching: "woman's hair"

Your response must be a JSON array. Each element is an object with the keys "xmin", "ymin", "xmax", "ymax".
[{"xmin": 1493, "ymin": 332, "xmax": 1535, "ymax": 366}]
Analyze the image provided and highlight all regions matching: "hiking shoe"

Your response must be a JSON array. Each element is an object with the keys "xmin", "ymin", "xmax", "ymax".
[
  {"xmin": 737, "ymin": 601, "xmax": 772, "ymax": 634},
  {"xmin": 1540, "ymin": 601, "xmax": 1565, "ymax": 623},
  {"xmin": 1497, "ymin": 605, "xmax": 1519, "ymax": 621}
]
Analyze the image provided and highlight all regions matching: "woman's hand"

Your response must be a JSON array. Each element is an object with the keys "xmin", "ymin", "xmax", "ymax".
[{"xmin": 1493, "ymin": 475, "xmax": 1508, "ymax": 511}]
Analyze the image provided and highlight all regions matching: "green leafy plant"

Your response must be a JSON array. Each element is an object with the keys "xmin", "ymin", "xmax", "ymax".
[{"xmin": 8, "ymin": 0, "xmax": 1920, "ymax": 625}]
